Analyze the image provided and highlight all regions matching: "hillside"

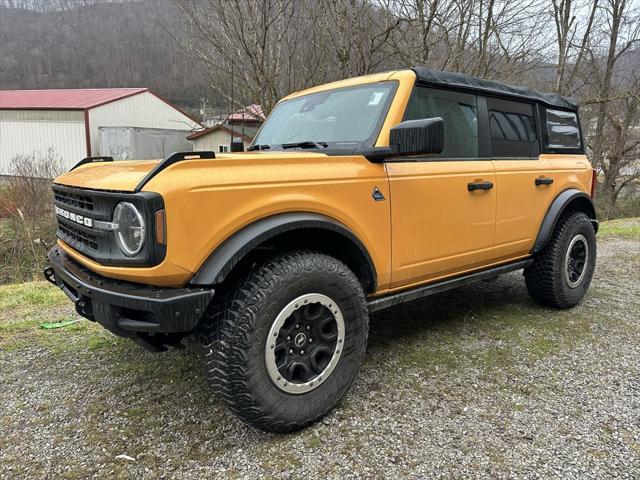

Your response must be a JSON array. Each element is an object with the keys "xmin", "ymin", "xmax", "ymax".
[{"xmin": 0, "ymin": 1, "xmax": 211, "ymax": 113}]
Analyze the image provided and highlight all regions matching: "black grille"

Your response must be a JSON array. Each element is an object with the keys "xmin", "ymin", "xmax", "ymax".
[
  {"xmin": 53, "ymin": 184, "xmax": 114, "ymax": 261},
  {"xmin": 58, "ymin": 222, "xmax": 99, "ymax": 251},
  {"xmin": 54, "ymin": 189, "xmax": 94, "ymax": 211},
  {"xmin": 51, "ymin": 183, "xmax": 166, "ymax": 267}
]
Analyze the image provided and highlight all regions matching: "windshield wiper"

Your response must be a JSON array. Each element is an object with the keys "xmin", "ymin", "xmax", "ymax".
[
  {"xmin": 281, "ymin": 141, "xmax": 328, "ymax": 150},
  {"xmin": 247, "ymin": 144, "xmax": 271, "ymax": 151}
]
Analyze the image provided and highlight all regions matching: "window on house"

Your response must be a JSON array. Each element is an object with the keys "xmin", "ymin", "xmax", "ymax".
[
  {"xmin": 545, "ymin": 109, "xmax": 581, "ymax": 150},
  {"xmin": 487, "ymin": 98, "xmax": 539, "ymax": 158},
  {"xmin": 404, "ymin": 87, "xmax": 478, "ymax": 159},
  {"xmin": 219, "ymin": 145, "xmax": 228, "ymax": 153}
]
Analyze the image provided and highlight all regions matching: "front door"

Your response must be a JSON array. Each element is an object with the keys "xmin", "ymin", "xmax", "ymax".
[{"xmin": 386, "ymin": 86, "xmax": 496, "ymax": 289}]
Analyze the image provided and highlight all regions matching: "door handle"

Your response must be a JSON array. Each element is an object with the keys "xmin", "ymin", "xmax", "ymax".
[
  {"xmin": 535, "ymin": 177, "xmax": 554, "ymax": 186},
  {"xmin": 468, "ymin": 181, "xmax": 494, "ymax": 192}
]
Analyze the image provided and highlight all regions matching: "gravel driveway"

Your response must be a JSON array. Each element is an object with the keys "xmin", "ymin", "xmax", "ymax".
[{"xmin": 1, "ymin": 222, "xmax": 638, "ymax": 479}]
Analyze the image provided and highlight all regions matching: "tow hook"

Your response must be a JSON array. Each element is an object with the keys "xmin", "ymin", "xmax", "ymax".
[{"xmin": 43, "ymin": 266, "xmax": 56, "ymax": 285}]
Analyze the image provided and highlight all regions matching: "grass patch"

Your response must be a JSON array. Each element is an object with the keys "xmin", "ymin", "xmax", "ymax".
[
  {"xmin": 0, "ymin": 282, "xmax": 75, "ymax": 351},
  {"xmin": 0, "ymin": 281, "xmax": 117, "ymax": 355},
  {"xmin": 598, "ymin": 217, "xmax": 640, "ymax": 238},
  {"xmin": 125, "ymin": 407, "xmax": 146, "ymax": 418},
  {"xmin": 87, "ymin": 334, "xmax": 116, "ymax": 351},
  {"xmin": 306, "ymin": 435, "xmax": 322, "ymax": 449},
  {"xmin": 390, "ymin": 286, "xmax": 604, "ymax": 378},
  {"xmin": 0, "ymin": 281, "xmax": 66, "ymax": 311}
]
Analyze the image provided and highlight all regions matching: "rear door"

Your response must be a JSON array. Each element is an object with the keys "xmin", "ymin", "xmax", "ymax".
[
  {"xmin": 487, "ymin": 97, "xmax": 556, "ymax": 260},
  {"xmin": 386, "ymin": 86, "xmax": 496, "ymax": 289}
]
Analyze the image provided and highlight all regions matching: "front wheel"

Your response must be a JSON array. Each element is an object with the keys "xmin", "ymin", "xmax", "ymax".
[
  {"xmin": 200, "ymin": 251, "xmax": 369, "ymax": 432},
  {"xmin": 524, "ymin": 211, "xmax": 597, "ymax": 309}
]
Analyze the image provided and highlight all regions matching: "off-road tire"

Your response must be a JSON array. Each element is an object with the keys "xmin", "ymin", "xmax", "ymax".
[
  {"xmin": 199, "ymin": 251, "xmax": 369, "ymax": 432},
  {"xmin": 524, "ymin": 211, "xmax": 596, "ymax": 309}
]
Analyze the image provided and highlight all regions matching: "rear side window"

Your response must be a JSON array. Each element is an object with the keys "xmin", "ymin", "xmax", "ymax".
[
  {"xmin": 545, "ymin": 109, "xmax": 581, "ymax": 149},
  {"xmin": 404, "ymin": 87, "xmax": 478, "ymax": 159},
  {"xmin": 487, "ymin": 98, "xmax": 539, "ymax": 158}
]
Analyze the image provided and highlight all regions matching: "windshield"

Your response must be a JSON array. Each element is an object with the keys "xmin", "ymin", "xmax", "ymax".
[{"xmin": 251, "ymin": 81, "xmax": 397, "ymax": 150}]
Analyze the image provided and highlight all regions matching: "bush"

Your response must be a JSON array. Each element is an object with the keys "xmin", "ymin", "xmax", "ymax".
[
  {"xmin": 0, "ymin": 151, "xmax": 64, "ymax": 284},
  {"xmin": 595, "ymin": 178, "xmax": 640, "ymax": 220}
]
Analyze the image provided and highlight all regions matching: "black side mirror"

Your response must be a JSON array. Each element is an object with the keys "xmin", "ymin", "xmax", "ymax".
[
  {"xmin": 359, "ymin": 117, "xmax": 444, "ymax": 162},
  {"xmin": 389, "ymin": 117, "xmax": 444, "ymax": 157}
]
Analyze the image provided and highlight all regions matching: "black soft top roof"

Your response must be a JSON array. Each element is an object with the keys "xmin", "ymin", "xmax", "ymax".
[{"xmin": 412, "ymin": 67, "xmax": 578, "ymax": 111}]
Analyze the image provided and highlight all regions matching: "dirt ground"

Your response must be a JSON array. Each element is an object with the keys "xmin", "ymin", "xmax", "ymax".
[{"xmin": 1, "ymin": 219, "xmax": 638, "ymax": 479}]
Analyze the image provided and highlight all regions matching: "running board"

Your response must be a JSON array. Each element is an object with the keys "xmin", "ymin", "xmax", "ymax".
[{"xmin": 367, "ymin": 259, "xmax": 534, "ymax": 313}]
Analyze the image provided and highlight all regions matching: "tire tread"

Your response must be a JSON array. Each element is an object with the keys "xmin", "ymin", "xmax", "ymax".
[
  {"xmin": 525, "ymin": 211, "xmax": 595, "ymax": 309},
  {"xmin": 199, "ymin": 250, "xmax": 368, "ymax": 432}
]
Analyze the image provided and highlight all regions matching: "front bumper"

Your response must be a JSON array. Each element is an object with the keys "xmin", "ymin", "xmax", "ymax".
[{"xmin": 44, "ymin": 246, "xmax": 214, "ymax": 348}]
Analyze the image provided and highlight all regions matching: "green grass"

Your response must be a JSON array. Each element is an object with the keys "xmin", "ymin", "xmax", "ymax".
[
  {"xmin": 394, "ymin": 302, "xmax": 597, "ymax": 375},
  {"xmin": 0, "ymin": 281, "xmax": 66, "ymax": 311},
  {"xmin": 0, "ymin": 281, "xmax": 69, "ymax": 342},
  {"xmin": 597, "ymin": 217, "xmax": 640, "ymax": 238},
  {"xmin": 0, "ymin": 281, "xmax": 117, "ymax": 354}
]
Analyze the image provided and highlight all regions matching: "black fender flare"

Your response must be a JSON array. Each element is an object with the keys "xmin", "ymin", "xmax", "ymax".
[
  {"xmin": 189, "ymin": 212, "xmax": 377, "ymax": 290},
  {"xmin": 531, "ymin": 189, "xmax": 598, "ymax": 254}
]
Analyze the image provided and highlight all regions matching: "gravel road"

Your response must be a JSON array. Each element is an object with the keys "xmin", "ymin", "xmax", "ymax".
[{"xmin": 1, "ymin": 227, "xmax": 638, "ymax": 479}]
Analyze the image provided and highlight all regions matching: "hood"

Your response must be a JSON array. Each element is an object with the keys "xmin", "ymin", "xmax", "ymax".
[
  {"xmin": 53, "ymin": 152, "xmax": 332, "ymax": 192},
  {"xmin": 54, "ymin": 159, "xmax": 161, "ymax": 192}
]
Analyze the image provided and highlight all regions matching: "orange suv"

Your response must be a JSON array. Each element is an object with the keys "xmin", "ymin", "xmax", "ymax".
[{"xmin": 45, "ymin": 68, "xmax": 598, "ymax": 432}]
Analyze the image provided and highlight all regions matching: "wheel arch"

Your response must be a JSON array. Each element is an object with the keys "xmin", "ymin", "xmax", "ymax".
[
  {"xmin": 189, "ymin": 212, "xmax": 377, "ymax": 292},
  {"xmin": 531, "ymin": 188, "xmax": 598, "ymax": 254}
]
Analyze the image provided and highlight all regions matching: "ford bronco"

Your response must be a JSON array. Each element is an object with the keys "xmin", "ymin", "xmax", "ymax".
[{"xmin": 44, "ymin": 68, "xmax": 598, "ymax": 432}]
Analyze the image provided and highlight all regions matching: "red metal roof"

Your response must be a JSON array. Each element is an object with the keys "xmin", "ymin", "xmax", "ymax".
[
  {"xmin": 187, "ymin": 123, "xmax": 254, "ymax": 141},
  {"xmin": 0, "ymin": 88, "xmax": 148, "ymax": 110},
  {"xmin": 227, "ymin": 104, "xmax": 265, "ymax": 122}
]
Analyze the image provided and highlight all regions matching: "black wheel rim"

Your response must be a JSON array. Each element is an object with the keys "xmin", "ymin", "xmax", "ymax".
[
  {"xmin": 265, "ymin": 294, "xmax": 344, "ymax": 394},
  {"xmin": 565, "ymin": 234, "xmax": 589, "ymax": 288}
]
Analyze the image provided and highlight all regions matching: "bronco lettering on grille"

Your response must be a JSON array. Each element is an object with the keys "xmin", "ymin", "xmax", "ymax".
[{"xmin": 55, "ymin": 206, "xmax": 94, "ymax": 228}]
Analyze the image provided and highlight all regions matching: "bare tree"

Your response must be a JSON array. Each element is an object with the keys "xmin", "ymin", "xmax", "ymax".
[
  {"xmin": 551, "ymin": 0, "xmax": 599, "ymax": 95},
  {"xmin": 175, "ymin": 0, "xmax": 333, "ymax": 113},
  {"xmin": 386, "ymin": 0, "xmax": 551, "ymax": 83},
  {"xmin": 580, "ymin": 0, "xmax": 640, "ymax": 213},
  {"xmin": 323, "ymin": 0, "xmax": 404, "ymax": 77},
  {"xmin": 389, "ymin": 0, "xmax": 441, "ymax": 65},
  {"xmin": 585, "ymin": 76, "xmax": 640, "ymax": 215},
  {"xmin": 174, "ymin": 0, "xmax": 404, "ymax": 114}
]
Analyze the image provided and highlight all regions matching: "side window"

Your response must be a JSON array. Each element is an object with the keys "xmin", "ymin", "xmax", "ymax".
[
  {"xmin": 545, "ymin": 109, "xmax": 581, "ymax": 150},
  {"xmin": 404, "ymin": 87, "xmax": 478, "ymax": 159},
  {"xmin": 487, "ymin": 97, "xmax": 539, "ymax": 158}
]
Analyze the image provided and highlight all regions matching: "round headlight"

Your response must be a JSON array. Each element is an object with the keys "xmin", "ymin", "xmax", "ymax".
[{"xmin": 113, "ymin": 202, "xmax": 145, "ymax": 256}]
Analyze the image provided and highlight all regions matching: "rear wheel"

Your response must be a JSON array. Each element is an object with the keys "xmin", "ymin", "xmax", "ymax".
[
  {"xmin": 199, "ymin": 251, "xmax": 368, "ymax": 432},
  {"xmin": 524, "ymin": 211, "xmax": 596, "ymax": 309}
]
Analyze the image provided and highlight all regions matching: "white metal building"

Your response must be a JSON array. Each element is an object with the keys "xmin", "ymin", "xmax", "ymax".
[{"xmin": 0, "ymin": 88, "xmax": 201, "ymax": 174}]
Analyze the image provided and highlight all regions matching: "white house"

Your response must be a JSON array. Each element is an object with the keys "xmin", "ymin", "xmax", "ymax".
[
  {"xmin": 187, "ymin": 123, "xmax": 257, "ymax": 153},
  {"xmin": 0, "ymin": 88, "xmax": 201, "ymax": 174},
  {"xmin": 187, "ymin": 104, "xmax": 264, "ymax": 153}
]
